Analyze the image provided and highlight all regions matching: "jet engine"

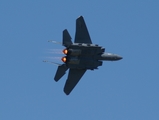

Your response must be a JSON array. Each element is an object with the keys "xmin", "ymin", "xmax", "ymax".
[
  {"xmin": 61, "ymin": 56, "xmax": 80, "ymax": 64},
  {"xmin": 61, "ymin": 57, "xmax": 67, "ymax": 63},
  {"xmin": 68, "ymin": 58, "xmax": 80, "ymax": 64},
  {"xmin": 63, "ymin": 49, "xmax": 81, "ymax": 56}
]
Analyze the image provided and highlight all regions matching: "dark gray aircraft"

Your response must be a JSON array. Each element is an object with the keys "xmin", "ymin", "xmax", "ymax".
[{"xmin": 51, "ymin": 16, "xmax": 122, "ymax": 95}]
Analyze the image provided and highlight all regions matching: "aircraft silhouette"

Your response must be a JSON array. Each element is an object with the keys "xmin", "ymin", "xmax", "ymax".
[{"xmin": 47, "ymin": 16, "xmax": 122, "ymax": 95}]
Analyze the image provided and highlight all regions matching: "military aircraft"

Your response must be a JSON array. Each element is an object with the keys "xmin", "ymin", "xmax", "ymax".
[{"xmin": 47, "ymin": 16, "xmax": 122, "ymax": 95}]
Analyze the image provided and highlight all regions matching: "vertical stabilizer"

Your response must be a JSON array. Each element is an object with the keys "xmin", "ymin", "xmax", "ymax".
[{"xmin": 63, "ymin": 29, "xmax": 72, "ymax": 47}]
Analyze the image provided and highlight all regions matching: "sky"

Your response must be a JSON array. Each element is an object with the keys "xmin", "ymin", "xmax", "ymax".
[{"xmin": 0, "ymin": 0, "xmax": 159, "ymax": 120}]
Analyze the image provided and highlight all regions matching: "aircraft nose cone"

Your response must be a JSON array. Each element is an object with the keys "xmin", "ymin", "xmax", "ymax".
[
  {"xmin": 117, "ymin": 56, "xmax": 123, "ymax": 60},
  {"xmin": 113, "ymin": 54, "xmax": 123, "ymax": 61}
]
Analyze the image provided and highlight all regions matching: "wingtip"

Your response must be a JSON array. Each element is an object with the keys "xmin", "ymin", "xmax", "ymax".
[
  {"xmin": 77, "ymin": 15, "xmax": 84, "ymax": 20},
  {"xmin": 63, "ymin": 86, "xmax": 71, "ymax": 95},
  {"xmin": 64, "ymin": 90, "xmax": 70, "ymax": 95},
  {"xmin": 79, "ymin": 15, "xmax": 83, "ymax": 18}
]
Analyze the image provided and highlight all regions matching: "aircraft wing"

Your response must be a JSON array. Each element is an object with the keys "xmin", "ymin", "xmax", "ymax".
[
  {"xmin": 74, "ymin": 16, "xmax": 92, "ymax": 44},
  {"xmin": 64, "ymin": 69, "xmax": 86, "ymax": 95}
]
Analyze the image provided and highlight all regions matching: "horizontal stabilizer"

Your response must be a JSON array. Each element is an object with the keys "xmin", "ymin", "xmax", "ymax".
[
  {"xmin": 54, "ymin": 64, "xmax": 68, "ymax": 82},
  {"xmin": 63, "ymin": 29, "xmax": 72, "ymax": 47}
]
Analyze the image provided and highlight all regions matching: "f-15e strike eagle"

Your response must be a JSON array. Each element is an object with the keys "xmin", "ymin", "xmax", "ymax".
[{"xmin": 47, "ymin": 16, "xmax": 122, "ymax": 95}]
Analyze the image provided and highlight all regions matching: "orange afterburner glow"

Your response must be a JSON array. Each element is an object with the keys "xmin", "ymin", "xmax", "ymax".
[
  {"xmin": 63, "ymin": 49, "xmax": 68, "ymax": 54},
  {"xmin": 61, "ymin": 57, "xmax": 67, "ymax": 63}
]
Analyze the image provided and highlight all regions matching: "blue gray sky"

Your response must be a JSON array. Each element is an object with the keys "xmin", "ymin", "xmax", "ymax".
[{"xmin": 0, "ymin": 0, "xmax": 159, "ymax": 120}]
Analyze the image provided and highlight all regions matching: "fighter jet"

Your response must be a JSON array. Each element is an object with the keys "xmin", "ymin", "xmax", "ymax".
[{"xmin": 51, "ymin": 16, "xmax": 122, "ymax": 95}]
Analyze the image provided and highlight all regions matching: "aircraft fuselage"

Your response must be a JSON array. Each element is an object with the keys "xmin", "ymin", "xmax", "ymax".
[{"xmin": 62, "ymin": 43, "xmax": 122, "ymax": 70}]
